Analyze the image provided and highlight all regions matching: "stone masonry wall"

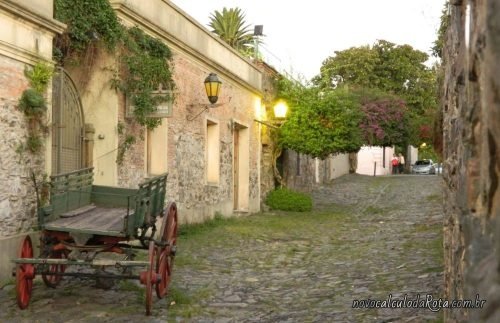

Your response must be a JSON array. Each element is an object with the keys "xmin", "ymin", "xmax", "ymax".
[
  {"xmin": 443, "ymin": 0, "xmax": 500, "ymax": 322},
  {"xmin": 255, "ymin": 61, "xmax": 279, "ymax": 203},
  {"xmin": 118, "ymin": 52, "xmax": 262, "ymax": 223},
  {"xmin": 0, "ymin": 56, "xmax": 44, "ymax": 238},
  {"xmin": 282, "ymin": 149, "xmax": 316, "ymax": 193}
]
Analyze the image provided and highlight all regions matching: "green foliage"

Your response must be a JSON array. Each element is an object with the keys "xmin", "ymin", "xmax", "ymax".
[
  {"xmin": 54, "ymin": 0, "xmax": 123, "ymax": 58},
  {"xmin": 17, "ymin": 62, "xmax": 54, "ymax": 155},
  {"xmin": 418, "ymin": 144, "xmax": 441, "ymax": 162},
  {"xmin": 314, "ymin": 40, "xmax": 438, "ymax": 146},
  {"xmin": 265, "ymin": 188, "xmax": 312, "ymax": 212},
  {"xmin": 208, "ymin": 7, "xmax": 258, "ymax": 57},
  {"xmin": 178, "ymin": 213, "xmax": 232, "ymax": 237},
  {"xmin": 432, "ymin": 2, "xmax": 450, "ymax": 58},
  {"xmin": 276, "ymin": 76, "xmax": 417, "ymax": 158},
  {"xmin": 278, "ymin": 81, "xmax": 363, "ymax": 158},
  {"xmin": 116, "ymin": 134, "xmax": 136, "ymax": 165},
  {"xmin": 24, "ymin": 63, "xmax": 54, "ymax": 93},
  {"xmin": 315, "ymin": 40, "xmax": 437, "ymax": 115},
  {"xmin": 26, "ymin": 134, "xmax": 43, "ymax": 153},
  {"xmin": 118, "ymin": 27, "xmax": 175, "ymax": 129},
  {"xmin": 117, "ymin": 121, "xmax": 125, "ymax": 135},
  {"xmin": 54, "ymin": 0, "xmax": 176, "ymax": 162},
  {"xmin": 18, "ymin": 89, "xmax": 46, "ymax": 117},
  {"xmin": 315, "ymin": 45, "xmax": 379, "ymax": 89}
]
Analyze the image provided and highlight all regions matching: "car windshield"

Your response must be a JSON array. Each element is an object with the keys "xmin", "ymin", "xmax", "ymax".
[{"xmin": 415, "ymin": 160, "xmax": 431, "ymax": 166}]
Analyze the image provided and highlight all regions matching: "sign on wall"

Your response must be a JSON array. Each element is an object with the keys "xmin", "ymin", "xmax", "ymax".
[{"xmin": 126, "ymin": 88, "xmax": 174, "ymax": 118}]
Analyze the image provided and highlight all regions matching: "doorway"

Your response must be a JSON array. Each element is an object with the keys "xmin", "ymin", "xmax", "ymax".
[
  {"xmin": 233, "ymin": 122, "xmax": 249, "ymax": 211},
  {"xmin": 51, "ymin": 67, "xmax": 85, "ymax": 175}
]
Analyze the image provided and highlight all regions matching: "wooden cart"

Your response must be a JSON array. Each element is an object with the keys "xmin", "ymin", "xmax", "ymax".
[{"xmin": 12, "ymin": 167, "xmax": 178, "ymax": 315}]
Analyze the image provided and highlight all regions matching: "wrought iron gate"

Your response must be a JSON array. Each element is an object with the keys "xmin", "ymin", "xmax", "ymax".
[{"xmin": 52, "ymin": 67, "xmax": 84, "ymax": 175}]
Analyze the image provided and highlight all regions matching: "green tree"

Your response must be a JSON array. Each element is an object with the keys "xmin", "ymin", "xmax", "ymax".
[
  {"xmin": 315, "ymin": 40, "xmax": 437, "ymax": 115},
  {"xmin": 314, "ymin": 46, "xmax": 379, "ymax": 89},
  {"xmin": 277, "ymin": 79, "xmax": 363, "ymax": 159},
  {"xmin": 208, "ymin": 7, "xmax": 256, "ymax": 56},
  {"xmin": 314, "ymin": 40, "xmax": 438, "ymax": 146}
]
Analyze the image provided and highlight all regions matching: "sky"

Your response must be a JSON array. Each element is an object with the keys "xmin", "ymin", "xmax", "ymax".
[{"xmin": 171, "ymin": 0, "xmax": 446, "ymax": 80}]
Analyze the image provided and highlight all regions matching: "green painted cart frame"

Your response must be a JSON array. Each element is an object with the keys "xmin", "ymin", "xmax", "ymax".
[{"xmin": 12, "ymin": 167, "xmax": 178, "ymax": 315}]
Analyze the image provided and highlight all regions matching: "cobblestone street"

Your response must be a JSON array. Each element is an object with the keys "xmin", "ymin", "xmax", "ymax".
[{"xmin": 0, "ymin": 175, "xmax": 444, "ymax": 322}]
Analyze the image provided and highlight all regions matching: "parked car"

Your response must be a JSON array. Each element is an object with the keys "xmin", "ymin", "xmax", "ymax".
[{"xmin": 411, "ymin": 159, "xmax": 436, "ymax": 175}]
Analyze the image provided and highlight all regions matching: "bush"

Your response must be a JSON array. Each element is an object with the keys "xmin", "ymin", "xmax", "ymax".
[
  {"xmin": 265, "ymin": 188, "xmax": 312, "ymax": 212},
  {"xmin": 18, "ymin": 89, "xmax": 46, "ymax": 117}
]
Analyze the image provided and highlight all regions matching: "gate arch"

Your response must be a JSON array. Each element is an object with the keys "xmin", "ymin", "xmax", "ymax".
[{"xmin": 52, "ymin": 67, "xmax": 85, "ymax": 175}]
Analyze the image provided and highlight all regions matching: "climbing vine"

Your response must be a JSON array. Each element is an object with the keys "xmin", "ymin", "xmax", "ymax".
[
  {"xmin": 54, "ymin": 0, "xmax": 176, "ymax": 163},
  {"xmin": 17, "ymin": 62, "xmax": 54, "ymax": 154},
  {"xmin": 54, "ymin": 0, "xmax": 175, "ymax": 129},
  {"xmin": 53, "ymin": 0, "xmax": 123, "ymax": 61},
  {"xmin": 114, "ymin": 27, "xmax": 175, "ymax": 130},
  {"xmin": 116, "ymin": 121, "xmax": 136, "ymax": 165}
]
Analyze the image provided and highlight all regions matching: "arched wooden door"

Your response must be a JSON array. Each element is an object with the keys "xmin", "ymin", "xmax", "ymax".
[{"xmin": 52, "ymin": 67, "xmax": 85, "ymax": 175}]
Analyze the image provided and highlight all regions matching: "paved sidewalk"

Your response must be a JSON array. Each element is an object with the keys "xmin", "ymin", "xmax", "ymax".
[{"xmin": 0, "ymin": 174, "xmax": 444, "ymax": 322}]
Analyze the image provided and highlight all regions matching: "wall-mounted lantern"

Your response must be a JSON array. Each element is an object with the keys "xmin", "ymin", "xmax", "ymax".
[
  {"xmin": 204, "ymin": 73, "xmax": 222, "ymax": 104},
  {"xmin": 187, "ymin": 73, "xmax": 225, "ymax": 121}
]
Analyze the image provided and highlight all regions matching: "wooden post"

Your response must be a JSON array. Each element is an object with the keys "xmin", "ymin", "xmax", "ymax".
[{"xmin": 373, "ymin": 161, "xmax": 377, "ymax": 176}]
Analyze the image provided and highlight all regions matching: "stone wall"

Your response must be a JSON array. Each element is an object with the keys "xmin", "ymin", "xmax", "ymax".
[
  {"xmin": 113, "ymin": 42, "xmax": 262, "ymax": 224},
  {"xmin": 316, "ymin": 153, "xmax": 350, "ymax": 182},
  {"xmin": 0, "ymin": 56, "xmax": 40, "ymax": 238},
  {"xmin": 255, "ymin": 61, "xmax": 279, "ymax": 203},
  {"xmin": 443, "ymin": 0, "xmax": 500, "ymax": 321},
  {"xmin": 282, "ymin": 149, "xmax": 316, "ymax": 193},
  {"xmin": 0, "ymin": 0, "xmax": 65, "ymax": 282},
  {"xmin": 166, "ymin": 53, "xmax": 262, "ymax": 222}
]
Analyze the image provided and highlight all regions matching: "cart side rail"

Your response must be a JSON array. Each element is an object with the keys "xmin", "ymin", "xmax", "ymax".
[
  {"xmin": 134, "ymin": 173, "xmax": 168, "ymax": 229},
  {"xmin": 91, "ymin": 185, "xmax": 138, "ymax": 208},
  {"xmin": 39, "ymin": 168, "xmax": 94, "ymax": 225}
]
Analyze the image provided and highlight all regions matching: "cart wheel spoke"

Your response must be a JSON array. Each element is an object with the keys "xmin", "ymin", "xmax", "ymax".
[
  {"xmin": 16, "ymin": 235, "xmax": 34, "ymax": 310},
  {"xmin": 156, "ymin": 202, "xmax": 178, "ymax": 298},
  {"xmin": 42, "ymin": 249, "xmax": 68, "ymax": 288}
]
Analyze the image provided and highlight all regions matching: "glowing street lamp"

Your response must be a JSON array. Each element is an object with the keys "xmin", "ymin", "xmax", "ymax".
[
  {"xmin": 254, "ymin": 100, "xmax": 289, "ymax": 129},
  {"xmin": 273, "ymin": 101, "xmax": 288, "ymax": 119}
]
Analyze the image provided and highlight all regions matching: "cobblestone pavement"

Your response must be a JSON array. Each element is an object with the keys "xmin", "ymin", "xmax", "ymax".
[{"xmin": 0, "ymin": 174, "xmax": 444, "ymax": 322}]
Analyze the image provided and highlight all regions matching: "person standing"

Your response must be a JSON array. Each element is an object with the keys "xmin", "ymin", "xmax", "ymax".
[
  {"xmin": 392, "ymin": 154, "xmax": 399, "ymax": 174},
  {"xmin": 398, "ymin": 153, "xmax": 405, "ymax": 174}
]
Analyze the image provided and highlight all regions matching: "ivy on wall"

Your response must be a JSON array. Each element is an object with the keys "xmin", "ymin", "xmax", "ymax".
[
  {"xmin": 54, "ymin": 0, "xmax": 175, "ymax": 131},
  {"xmin": 115, "ymin": 27, "xmax": 175, "ymax": 130},
  {"xmin": 53, "ymin": 0, "xmax": 123, "ymax": 59},
  {"xmin": 53, "ymin": 0, "xmax": 176, "ymax": 164},
  {"xmin": 17, "ymin": 63, "xmax": 54, "ymax": 154}
]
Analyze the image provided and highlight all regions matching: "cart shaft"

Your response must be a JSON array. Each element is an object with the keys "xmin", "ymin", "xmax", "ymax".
[{"xmin": 13, "ymin": 258, "xmax": 149, "ymax": 267}]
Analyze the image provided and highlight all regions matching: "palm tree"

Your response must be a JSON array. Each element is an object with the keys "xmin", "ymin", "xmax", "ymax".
[{"xmin": 208, "ymin": 7, "xmax": 257, "ymax": 57}]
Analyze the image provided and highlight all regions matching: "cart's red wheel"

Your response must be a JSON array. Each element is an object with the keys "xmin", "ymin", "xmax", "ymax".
[
  {"xmin": 42, "ymin": 249, "xmax": 67, "ymax": 288},
  {"xmin": 156, "ymin": 202, "xmax": 178, "ymax": 298},
  {"xmin": 145, "ymin": 240, "xmax": 155, "ymax": 316},
  {"xmin": 16, "ymin": 235, "xmax": 35, "ymax": 309}
]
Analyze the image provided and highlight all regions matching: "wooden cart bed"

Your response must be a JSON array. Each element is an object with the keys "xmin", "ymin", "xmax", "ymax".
[{"xmin": 44, "ymin": 205, "xmax": 131, "ymax": 237}]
